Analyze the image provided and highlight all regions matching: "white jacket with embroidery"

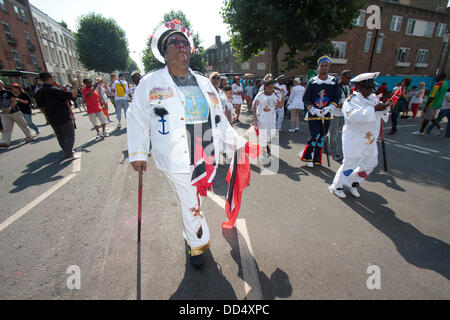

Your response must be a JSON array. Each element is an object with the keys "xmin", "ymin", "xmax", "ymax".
[{"xmin": 127, "ymin": 66, "xmax": 245, "ymax": 174}]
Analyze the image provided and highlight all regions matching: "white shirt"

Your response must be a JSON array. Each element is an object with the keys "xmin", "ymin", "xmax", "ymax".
[
  {"xmin": 441, "ymin": 92, "xmax": 450, "ymax": 110},
  {"xmin": 253, "ymin": 91, "xmax": 280, "ymax": 129},
  {"xmin": 287, "ymin": 85, "xmax": 305, "ymax": 109}
]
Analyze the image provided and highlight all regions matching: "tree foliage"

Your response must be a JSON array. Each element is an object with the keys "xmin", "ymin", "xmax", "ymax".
[
  {"xmin": 142, "ymin": 10, "xmax": 206, "ymax": 74},
  {"xmin": 221, "ymin": 0, "xmax": 364, "ymax": 75},
  {"xmin": 75, "ymin": 13, "xmax": 129, "ymax": 73}
]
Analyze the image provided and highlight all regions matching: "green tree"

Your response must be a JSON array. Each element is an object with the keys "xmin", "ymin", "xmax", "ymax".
[
  {"xmin": 221, "ymin": 0, "xmax": 364, "ymax": 75},
  {"xmin": 75, "ymin": 13, "xmax": 129, "ymax": 73},
  {"xmin": 142, "ymin": 10, "xmax": 206, "ymax": 74}
]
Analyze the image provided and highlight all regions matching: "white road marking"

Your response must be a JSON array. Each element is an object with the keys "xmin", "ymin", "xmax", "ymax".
[
  {"xmin": 393, "ymin": 144, "xmax": 430, "ymax": 154},
  {"xmin": 440, "ymin": 156, "xmax": 450, "ymax": 161},
  {"xmin": 206, "ymin": 191, "xmax": 263, "ymax": 300},
  {"xmin": 0, "ymin": 174, "xmax": 77, "ymax": 233},
  {"xmin": 405, "ymin": 144, "xmax": 440, "ymax": 153},
  {"xmin": 72, "ymin": 151, "xmax": 81, "ymax": 173},
  {"xmin": 384, "ymin": 138, "xmax": 398, "ymax": 143}
]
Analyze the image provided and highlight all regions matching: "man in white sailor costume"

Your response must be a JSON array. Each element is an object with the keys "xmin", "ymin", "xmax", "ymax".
[
  {"xmin": 298, "ymin": 56, "xmax": 341, "ymax": 167},
  {"xmin": 329, "ymin": 72, "xmax": 389, "ymax": 198},
  {"xmin": 127, "ymin": 20, "xmax": 245, "ymax": 268}
]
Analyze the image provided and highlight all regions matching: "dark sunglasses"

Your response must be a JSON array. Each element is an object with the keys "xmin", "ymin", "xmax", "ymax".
[
  {"xmin": 167, "ymin": 38, "xmax": 190, "ymax": 48},
  {"xmin": 212, "ymin": 76, "xmax": 220, "ymax": 80}
]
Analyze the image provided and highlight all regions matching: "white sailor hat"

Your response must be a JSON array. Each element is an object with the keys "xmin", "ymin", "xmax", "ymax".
[
  {"xmin": 275, "ymin": 74, "xmax": 285, "ymax": 81},
  {"xmin": 351, "ymin": 72, "xmax": 380, "ymax": 87},
  {"xmin": 150, "ymin": 19, "xmax": 195, "ymax": 63},
  {"xmin": 294, "ymin": 77, "xmax": 301, "ymax": 84}
]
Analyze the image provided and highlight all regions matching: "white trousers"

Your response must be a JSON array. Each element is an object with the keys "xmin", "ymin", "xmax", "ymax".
[
  {"xmin": 331, "ymin": 156, "xmax": 378, "ymax": 188},
  {"xmin": 164, "ymin": 167, "xmax": 210, "ymax": 256},
  {"xmin": 276, "ymin": 107, "xmax": 284, "ymax": 129}
]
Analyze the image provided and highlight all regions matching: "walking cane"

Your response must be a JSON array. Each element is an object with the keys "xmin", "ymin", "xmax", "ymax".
[
  {"xmin": 380, "ymin": 121, "xmax": 387, "ymax": 172},
  {"xmin": 321, "ymin": 118, "xmax": 330, "ymax": 167},
  {"xmin": 136, "ymin": 169, "xmax": 143, "ymax": 300}
]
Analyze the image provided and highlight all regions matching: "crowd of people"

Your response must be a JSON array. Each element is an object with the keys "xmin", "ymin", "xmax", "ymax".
[{"xmin": 0, "ymin": 71, "xmax": 142, "ymax": 158}]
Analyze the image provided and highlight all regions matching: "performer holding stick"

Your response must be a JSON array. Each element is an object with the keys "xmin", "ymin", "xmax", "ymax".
[
  {"xmin": 127, "ymin": 20, "xmax": 246, "ymax": 269},
  {"xmin": 297, "ymin": 56, "xmax": 340, "ymax": 168}
]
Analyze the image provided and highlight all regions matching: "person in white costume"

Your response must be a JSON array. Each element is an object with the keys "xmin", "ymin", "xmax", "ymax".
[
  {"xmin": 127, "ymin": 20, "xmax": 245, "ymax": 268},
  {"xmin": 286, "ymin": 77, "xmax": 305, "ymax": 132},
  {"xmin": 329, "ymin": 72, "xmax": 389, "ymax": 199},
  {"xmin": 231, "ymin": 76, "xmax": 244, "ymax": 123},
  {"xmin": 252, "ymin": 74, "xmax": 284, "ymax": 156}
]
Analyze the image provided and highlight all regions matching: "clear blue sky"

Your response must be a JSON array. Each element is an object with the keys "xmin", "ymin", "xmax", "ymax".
[{"xmin": 29, "ymin": 0, "xmax": 230, "ymax": 70}]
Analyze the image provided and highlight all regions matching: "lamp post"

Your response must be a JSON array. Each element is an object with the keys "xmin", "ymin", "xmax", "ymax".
[{"xmin": 431, "ymin": 29, "xmax": 449, "ymax": 88}]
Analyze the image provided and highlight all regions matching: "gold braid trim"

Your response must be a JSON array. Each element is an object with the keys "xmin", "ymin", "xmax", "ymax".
[{"xmin": 190, "ymin": 241, "xmax": 211, "ymax": 256}]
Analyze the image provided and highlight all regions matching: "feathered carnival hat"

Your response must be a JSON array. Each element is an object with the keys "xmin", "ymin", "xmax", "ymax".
[
  {"xmin": 263, "ymin": 73, "xmax": 275, "ymax": 86},
  {"xmin": 150, "ymin": 19, "xmax": 195, "ymax": 63}
]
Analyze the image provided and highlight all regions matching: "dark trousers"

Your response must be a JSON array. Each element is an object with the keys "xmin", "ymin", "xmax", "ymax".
[
  {"xmin": 391, "ymin": 112, "xmax": 399, "ymax": 132},
  {"xmin": 51, "ymin": 120, "xmax": 75, "ymax": 158},
  {"xmin": 302, "ymin": 119, "xmax": 330, "ymax": 164}
]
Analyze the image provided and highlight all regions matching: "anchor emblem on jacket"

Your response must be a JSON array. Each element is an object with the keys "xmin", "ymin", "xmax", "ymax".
[{"xmin": 158, "ymin": 115, "xmax": 169, "ymax": 135}]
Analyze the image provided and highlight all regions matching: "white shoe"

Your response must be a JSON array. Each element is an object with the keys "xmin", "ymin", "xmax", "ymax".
[
  {"xmin": 305, "ymin": 161, "xmax": 314, "ymax": 168},
  {"xmin": 96, "ymin": 133, "xmax": 101, "ymax": 139},
  {"xmin": 348, "ymin": 187, "xmax": 360, "ymax": 198},
  {"xmin": 288, "ymin": 128, "xmax": 296, "ymax": 132},
  {"xmin": 295, "ymin": 127, "xmax": 299, "ymax": 132},
  {"xmin": 102, "ymin": 131, "xmax": 110, "ymax": 137},
  {"xmin": 329, "ymin": 185, "xmax": 346, "ymax": 198},
  {"xmin": 412, "ymin": 131, "xmax": 423, "ymax": 136}
]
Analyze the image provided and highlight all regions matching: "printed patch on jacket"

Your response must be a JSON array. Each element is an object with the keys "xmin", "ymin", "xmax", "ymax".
[
  {"xmin": 207, "ymin": 91, "xmax": 220, "ymax": 109},
  {"xmin": 149, "ymin": 87, "xmax": 174, "ymax": 101},
  {"xmin": 364, "ymin": 132, "xmax": 374, "ymax": 145}
]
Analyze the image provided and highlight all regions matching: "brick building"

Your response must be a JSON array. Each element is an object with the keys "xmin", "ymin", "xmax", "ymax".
[
  {"xmin": 0, "ymin": 0, "xmax": 46, "ymax": 89},
  {"xmin": 206, "ymin": 0, "xmax": 450, "ymax": 88}
]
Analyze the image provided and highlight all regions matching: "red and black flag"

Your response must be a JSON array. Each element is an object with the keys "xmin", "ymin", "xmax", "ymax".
[{"xmin": 222, "ymin": 141, "xmax": 262, "ymax": 229}]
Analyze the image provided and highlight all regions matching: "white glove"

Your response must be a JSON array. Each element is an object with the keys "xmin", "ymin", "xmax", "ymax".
[
  {"xmin": 321, "ymin": 106, "xmax": 332, "ymax": 116},
  {"xmin": 309, "ymin": 107, "xmax": 321, "ymax": 117}
]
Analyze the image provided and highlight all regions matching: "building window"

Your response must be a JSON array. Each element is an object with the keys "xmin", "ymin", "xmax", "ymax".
[
  {"xmin": 364, "ymin": 31, "xmax": 372, "ymax": 53},
  {"xmin": 11, "ymin": 50, "xmax": 23, "ymax": 69},
  {"xmin": 406, "ymin": 19, "xmax": 435, "ymax": 37},
  {"xmin": 20, "ymin": 8, "xmax": 28, "ymax": 23},
  {"xmin": 14, "ymin": 5, "xmax": 21, "ymax": 20},
  {"xmin": 376, "ymin": 34, "xmax": 384, "ymax": 53},
  {"xmin": 241, "ymin": 62, "xmax": 251, "ymax": 70},
  {"xmin": 436, "ymin": 23, "xmax": 447, "ymax": 37},
  {"xmin": 353, "ymin": 10, "xmax": 366, "ymax": 27},
  {"xmin": 2, "ymin": 21, "xmax": 15, "ymax": 44},
  {"xmin": 416, "ymin": 49, "xmax": 428, "ymax": 64},
  {"xmin": 24, "ymin": 31, "xmax": 34, "ymax": 50},
  {"xmin": 396, "ymin": 47, "xmax": 411, "ymax": 63},
  {"xmin": 331, "ymin": 41, "xmax": 346, "ymax": 59},
  {"xmin": 256, "ymin": 62, "xmax": 266, "ymax": 71},
  {"xmin": 0, "ymin": 0, "xmax": 7, "ymax": 12},
  {"xmin": 31, "ymin": 54, "xmax": 40, "ymax": 71},
  {"xmin": 390, "ymin": 16, "xmax": 403, "ymax": 32}
]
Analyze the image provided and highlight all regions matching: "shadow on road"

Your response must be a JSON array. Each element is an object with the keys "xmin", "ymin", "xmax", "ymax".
[
  {"xmin": 169, "ymin": 242, "xmax": 237, "ymax": 300},
  {"xmin": 10, "ymin": 152, "xmax": 71, "ymax": 193},
  {"xmin": 222, "ymin": 228, "xmax": 292, "ymax": 300},
  {"xmin": 342, "ymin": 189, "xmax": 450, "ymax": 280}
]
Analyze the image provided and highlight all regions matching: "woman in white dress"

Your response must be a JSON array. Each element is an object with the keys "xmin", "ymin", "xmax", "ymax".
[
  {"xmin": 232, "ymin": 76, "xmax": 244, "ymax": 122},
  {"xmin": 252, "ymin": 75, "xmax": 284, "ymax": 156},
  {"xmin": 286, "ymin": 78, "xmax": 305, "ymax": 132}
]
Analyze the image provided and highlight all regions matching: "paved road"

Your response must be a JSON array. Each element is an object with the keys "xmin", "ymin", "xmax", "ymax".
[{"xmin": 0, "ymin": 104, "xmax": 449, "ymax": 300}]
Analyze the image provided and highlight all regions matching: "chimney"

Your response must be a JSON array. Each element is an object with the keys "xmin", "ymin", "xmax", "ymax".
[{"xmin": 215, "ymin": 36, "xmax": 221, "ymax": 46}]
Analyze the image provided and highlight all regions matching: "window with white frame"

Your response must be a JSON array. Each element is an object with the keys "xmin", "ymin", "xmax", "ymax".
[
  {"xmin": 364, "ymin": 31, "xmax": 372, "ymax": 53},
  {"xmin": 376, "ymin": 34, "xmax": 384, "ymax": 53},
  {"xmin": 390, "ymin": 15, "xmax": 403, "ymax": 32},
  {"xmin": 11, "ymin": 49, "xmax": 23, "ymax": 69},
  {"xmin": 353, "ymin": 10, "xmax": 366, "ymax": 27},
  {"xmin": 406, "ymin": 19, "xmax": 435, "ymax": 37},
  {"xmin": 331, "ymin": 41, "xmax": 346, "ymax": 59},
  {"xmin": 31, "ymin": 54, "xmax": 39, "ymax": 71},
  {"xmin": 256, "ymin": 62, "xmax": 266, "ymax": 70},
  {"xmin": 416, "ymin": 49, "xmax": 428, "ymax": 64},
  {"xmin": 436, "ymin": 23, "xmax": 447, "ymax": 37},
  {"xmin": 20, "ymin": 8, "xmax": 27, "ymax": 23},
  {"xmin": 396, "ymin": 47, "xmax": 410, "ymax": 63},
  {"xmin": 14, "ymin": 5, "xmax": 21, "ymax": 20},
  {"xmin": 241, "ymin": 62, "xmax": 250, "ymax": 70},
  {"xmin": 0, "ymin": 0, "xmax": 7, "ymax": 12}
]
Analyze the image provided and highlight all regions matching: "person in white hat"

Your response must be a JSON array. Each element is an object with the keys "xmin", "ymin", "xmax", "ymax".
[
  {"xmin": 286, "ymin": 77, "xmax": 305, "ymax": 132},
  {"xmin": 252, "ymin": 74, "xmax": 284, "ymax": 156},
  {"xmin": 126, "ymin": 20, "xmax": 246, "ymax": 268},
  {"xmin": 328, "ymin": 72, "xmax": 389, "ymax": 198}
]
